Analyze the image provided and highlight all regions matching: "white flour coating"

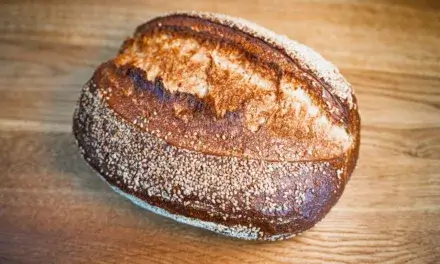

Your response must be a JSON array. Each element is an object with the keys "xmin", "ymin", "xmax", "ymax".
[
  {"xmin": 73, "ymin": 81, "xmax": 348, "ymax": 240},
  {"xmin": 73, "ymin": 145, "xmax": 263, "ymax": 240},
  {"xmin": 159, "ymin": 11, "xmax": 355, "ymax": 108}
]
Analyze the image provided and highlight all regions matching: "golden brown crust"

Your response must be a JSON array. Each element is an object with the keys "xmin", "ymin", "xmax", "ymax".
[
  {"xmin": 103, "ymin": 13, "xmax": 357, "ymax": 161},
  {"xmin": 72, "ymin": 11, "xmax": 361, "ymax": 240}
]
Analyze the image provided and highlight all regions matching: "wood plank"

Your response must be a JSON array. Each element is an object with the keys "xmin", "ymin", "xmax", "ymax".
[
  {"xmin": 2, "ymin": 1, "xmax": 440, "ymax": 75},
  {"xmin": 0, "ymin": 0, "xmax": 439, "ymax": 263}
]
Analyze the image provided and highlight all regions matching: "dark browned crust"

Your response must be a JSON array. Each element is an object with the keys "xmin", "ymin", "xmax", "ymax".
[{"xmin": 73, "ymin": 80, "xmax": 360, "ymax": 240}]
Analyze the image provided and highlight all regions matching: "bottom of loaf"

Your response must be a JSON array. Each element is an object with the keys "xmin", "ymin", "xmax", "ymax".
[{"xmin": 92, "ymin": 169, "xmax": 296, "ymax": 241}]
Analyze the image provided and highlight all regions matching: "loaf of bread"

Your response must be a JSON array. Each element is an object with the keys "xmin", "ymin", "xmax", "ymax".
[{"xmin": 73, "ymin": 11, "xmax": 360, "ymax": 241}]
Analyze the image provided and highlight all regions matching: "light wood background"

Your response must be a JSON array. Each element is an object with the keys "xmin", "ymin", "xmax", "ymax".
[{"xmin": 1, "ymin": 0, "xmax": 439, "ymax": 263}]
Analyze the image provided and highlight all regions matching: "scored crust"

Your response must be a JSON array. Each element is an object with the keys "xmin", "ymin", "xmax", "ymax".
[
  {"xmin": 111, "ymin": 11, "xmax": 359, "ymax": 162},
  {"xmin": 73, "ymin": 11, "xmax": 360, "ymax": 240},
  {"xmin": 153, "ymin": 11, "xmax": 354, "ymax": 107}
]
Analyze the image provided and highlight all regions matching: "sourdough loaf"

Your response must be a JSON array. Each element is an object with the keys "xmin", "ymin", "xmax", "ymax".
[{"xmin": 73, "ymin": 11, "xmax": 360, "ymax": 241}]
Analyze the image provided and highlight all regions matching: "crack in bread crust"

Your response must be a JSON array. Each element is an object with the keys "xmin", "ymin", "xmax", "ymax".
[{"xmin": 94, "ymin": 61, "xmax": 353, "ymax": 162}]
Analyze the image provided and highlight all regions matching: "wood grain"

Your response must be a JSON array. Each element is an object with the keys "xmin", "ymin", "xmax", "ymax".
[{"xmin": 0, "ymin": 0, "xmax": 439, "ymax": 263}]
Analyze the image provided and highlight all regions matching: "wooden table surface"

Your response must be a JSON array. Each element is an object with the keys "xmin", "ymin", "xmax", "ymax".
[{"xmin": 1, "ymin": 1, "xmax": 440, "ymax": 263}]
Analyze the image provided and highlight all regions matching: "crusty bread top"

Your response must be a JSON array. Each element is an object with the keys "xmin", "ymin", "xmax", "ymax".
[
  {"xmin": 95, "ymin": 11, "xmax": 359, "ymax": 162},
  {"xmin": 159, "ymin": 11, "xmax": 355, "ymax": 108}
]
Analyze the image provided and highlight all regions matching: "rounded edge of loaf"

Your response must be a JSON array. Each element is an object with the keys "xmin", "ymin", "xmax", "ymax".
[{"xmin": 72, "ymin": 11, "xmax": 360, "ymax": 241}]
